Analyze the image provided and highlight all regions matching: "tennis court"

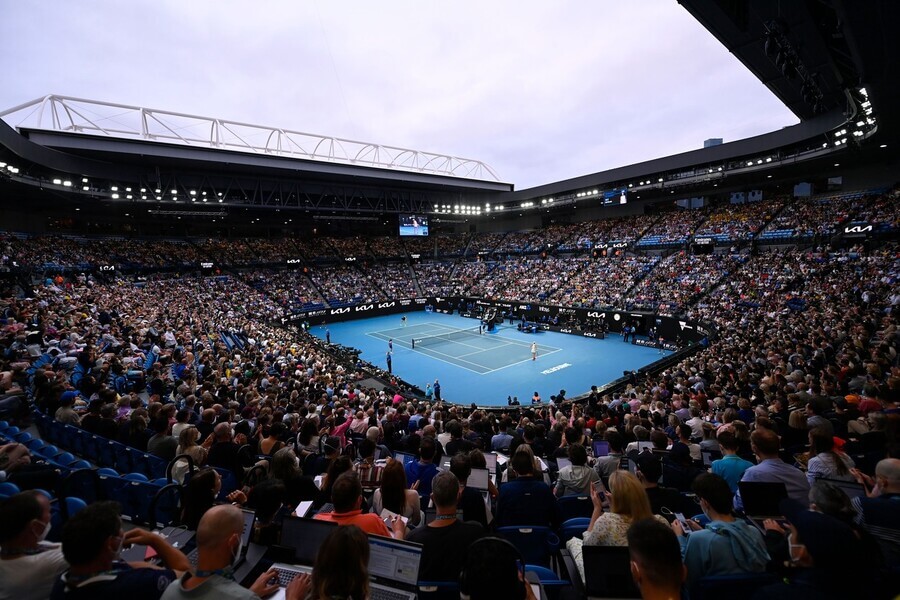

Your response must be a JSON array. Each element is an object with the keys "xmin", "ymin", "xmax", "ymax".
[
  {"xmin": 366, "ymin": 322, "xmax": 560, "ymax": 374},
  {"xmin": 313, "ymin": 312, "xmax": 670, "ymax": 406}
]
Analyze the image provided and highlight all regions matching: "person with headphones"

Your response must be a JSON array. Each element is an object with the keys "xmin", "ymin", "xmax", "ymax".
[{"xmin": 459, "ymin": 537, "xmax": 538, "ymax": 600}]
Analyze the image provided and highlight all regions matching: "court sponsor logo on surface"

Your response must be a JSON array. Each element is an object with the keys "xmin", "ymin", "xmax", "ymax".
[{"xmin": 541, "ymin": 363, "xmax": 572, "ymax": 375}]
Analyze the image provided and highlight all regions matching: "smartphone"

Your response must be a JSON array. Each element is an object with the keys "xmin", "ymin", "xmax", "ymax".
[{"xmin": 675, "ymin": 512, "xmax": 692, "ymax": 534}]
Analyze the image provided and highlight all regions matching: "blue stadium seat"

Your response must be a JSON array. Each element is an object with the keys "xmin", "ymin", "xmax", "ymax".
[
  {"xmin": 0, "ymin": 481, "xmax": 21, "ymax": 498},
  {"xmin": 556, "ymin": 495, "xmax": 593, "ymax": 522},
  {"xmin": 149, "ymin": 483, "xmax": 182, "ymax": 528},
  {"xmin": 496, "ymin": 526, "xmax": 559, "ymax": 568},
  {"xmin": 557, "ymin": 517, "xmax": 590, "ymax": 544}
]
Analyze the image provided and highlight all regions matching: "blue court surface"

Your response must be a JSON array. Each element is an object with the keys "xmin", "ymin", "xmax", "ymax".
[{"xmin": 313, "ymin": 312, "xmax": 669, "ymax": 406}]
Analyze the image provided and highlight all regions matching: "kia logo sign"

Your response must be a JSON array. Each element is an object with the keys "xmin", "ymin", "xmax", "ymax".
[
  {"xmin": 378, "ymin": 302, "xmax": 396, "ymax": 309},
  {"xmin": 586, "ymin": 311, "xmax": 605, "ymax": 318},
  {"xmin": 354, "ymin": 304, "xmax": 374, "ymax": 311},
  {"xmin": 844, "ymin": 224, "xmax": 873, "ymax": 234},
  {"xmin": 286, "ymin": 258, "xmax": 302, "ymax": 264},
  {"xmin": 330, "ymin": 307, "xmax": 350, "ymax": 315}
]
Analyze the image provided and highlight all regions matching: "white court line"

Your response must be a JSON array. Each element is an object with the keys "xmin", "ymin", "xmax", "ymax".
[
  {"xmin": 407, "ymin": 344, "xmax": 494, "ymax": 374},
  {"xmin": 481, "ymin": 347, "xmax": 563, "ymax": 374}
]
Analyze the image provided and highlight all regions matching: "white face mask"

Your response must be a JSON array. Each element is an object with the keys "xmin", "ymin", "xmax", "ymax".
[
  {"xmin": 231, "ymin": 538, "xmax": 244, "ymax": 567},
  {"xmin": 35, "ymin": 519, "xmax": 52, "ymax": 543}
]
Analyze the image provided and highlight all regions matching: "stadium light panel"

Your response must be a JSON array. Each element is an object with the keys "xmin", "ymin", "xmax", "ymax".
[
  {"xmin": 717, "ymin": 167, "xmax": 722, "ymax": 171},
  {"xmin": 171, "ymin": 190, "xmax": 178, "ymax": 194},
  {"xmin": 52, "ymin": 179, "xmax": 62, "ymax": 184},
  {"xmin": 834, "ymin": 163, "xmax": 839, "ymax": 167},
  {"xmin": 82, "ymin": 177, "xmax": 88, "ymax": 182},
  {"xmin": 190, "ymin": 190, "xmax": 197, "ymax": 195},
  {"xmin": 156, "ymin": 196, "xmax": 162, "ymax": 200},
  {"xmin": 765, "ymin": 158, "xmax": 772, "ymax": 163},
  {"xmin": 125, "ymin": 187, "xmax": 132, "ymax": 192},
  {"xmin": 142, "ymin": 195, "xmax": 147, "ymax": 200},
  {"xmin": 747, "ymin": 161, "xmax": 754, "ymax": 166},
  {"xmin": 126, "ymin": 194, "xmax": 132, "ymax": 199},
  {"xmin": 83, "ymin": 186, "xmax": 89, "ymax": 191},
  {"xmin": 111, "ymin": 193, "xmax": 119, "ymax": 199},
  {"xmin": 141, "ymin": 188, "xmax": 146, "ymax": 192},
  {"xmin": 881, "ymin": 144, "xmax": 888, "ymax": 148},
  {"xmin": 63, "ymin": 181, "xmax": 72, "ymax": 187},
  {"xmin": 657, "ymin": 178, "xmax": 663, "ymax": 182},
  {"xmin": 155, "ymin": 189, "xmax": 161, "ymax": 193},
  {"xmin": 111, "ymin": 186, "xmax": 118, "ymax": 191}
]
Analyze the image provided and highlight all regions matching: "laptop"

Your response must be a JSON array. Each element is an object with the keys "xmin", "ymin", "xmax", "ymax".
[
  {"xmin": 120, "ymin": 525, "xmax": 195, "ymax": 562},
  {"xmin": 556, "ymin": 457, "xmax": 572, "ymax": 471},
  {"xmin": 592, "ymin": 440, "xmax": 610, "ymax": 457},
  {"xmin": 468, "ymin": 468, "xmax": 491, "ymax": 503},
  {"xmin": 701, "ymin": 450, "xmax": 722, "ymax": 467},
  {"xmin": 279, "ymin": 516, "xmax": 339, "ymax": 565},
  {"xmin": 366, "ymin": 535, "xmax": 423, "ymax": 600},
  {"xmin": 187, "ymin": 508, "xmax": 255, "ymax": 567},
  {"xmin": 394, "ymin": 451, "xmax": 418, "ymax": 467},
  {"xmin": 739, "ymin": 481, "xmax": 789, "ymax": 531},
  {"xmin": 483, "ymin": 452, "xmax": 498, "ymax": 473}
]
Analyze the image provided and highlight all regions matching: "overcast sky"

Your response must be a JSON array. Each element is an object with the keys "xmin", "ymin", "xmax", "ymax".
[{"xmin": 1, "ymin": 1, "xmax": 798, "ymax": 190}]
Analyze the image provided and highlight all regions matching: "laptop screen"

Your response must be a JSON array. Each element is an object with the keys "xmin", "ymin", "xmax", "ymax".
[
  {"xmin": 394, "ymin": 451, "xmax": 418, "ymax": 467},
  {"xmin": 368, "ymin": 535, "xmax": 422, "ymax": 588},
  {"xmin": 483, "ymin": 453, "xmax": 498, "ymax": 471},
  {"xmin": 239, "ymin": 509, "xmax": 255, "ymax": 547},
  {"xmin": 280, "ymin": 517, "xmax": 338, "ymax": 564},
  {"xmin": 592, "ymin": 440, "xmax": 610, "ymax": 457},
  {"xmin": 739, "ymin": 481, "xmax": 788, "ymax": 517},
  {"xmin": 468, "ymin": 468, "xmax": 490, "ymax": 491}
]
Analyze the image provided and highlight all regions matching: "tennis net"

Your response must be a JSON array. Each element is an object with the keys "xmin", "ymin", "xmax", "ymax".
[{"xmin": 413, "ymin": 326, "xmax": 482, "ymax": 348}]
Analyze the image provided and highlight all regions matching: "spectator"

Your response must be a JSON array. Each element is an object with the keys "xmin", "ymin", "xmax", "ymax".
[
  {"xmin": 146, "ymin": 417, "xmax": 178, "ymax": 462},
  {"xmin": 449, "ymin": 452, "xmax": 489, "ymax": 528},
  {"xmin": 314, "ymin": 472, "xmax": 405, "ymax": 539},
  {"xmin": 180, "ymin": 467, "xmax": 221, "ymax": 531},
  {"xmin": 734, "ymin": 429, "xmax": 810, "ymax": 511},
  {"xmin": 711, "ymin": 429, "xmax": 754, "ymax": 493},
  {"xmin": 459, "ymin": 537, "xmax": 538, "ymax": 600},
  {"xmin": 407, "ymin": 470, "xmax": 485, "ymax": 582},
  {"xmin": 805, "ymin": 428, "xmax": 855, "ymax": 486},
  {"xmin": 554, "ymin": 443, "xmax": 600, "ymax": 496},
  {"xmin": 206, "ymin": 422, "xmax": 242, "ymax": 483},
  {"xmin": 633, "ymin": 452, "xmax": 684, "ymax": 517},
  {"xmin": 673, "ymin": 473, "xmax": 769, "ymax": 587},
  {"xmin": 286, "ymin": 525, "xmax": 370, "ymax": 600},
  {"xmin": 594, "ymin": 430, "xmax": 626, "ymax": 481},
  {"xmin": 851, "ymin": 458, "xmax": 900, "ymax": 565},
  {"xmin": 0, "ymin": 491, "xmax": 68, "ymax": 600},
  {"xmin": 372, "ymin": 458, "xmax": 421, "ymax": 527},
  {"xmin": 51, "ymin": 501, "xmax": 190, "ymax": 600},
  {"xmin": 495, "ymin": 447, "xmax": 559, "ymax": 528},
  {"xmin": 404, "ymin": 436, "xmax": 439, "ymax": 501},
  {"xmin": 583, "ymin": 470, "xmax": 667, "ymax": 547},
  {"xmin": 160, "ymin": 505, "xmax": 284, "ymax": 599},
  {"xmin": 626, "ymin": 518, "xmax": 686, "ymax": 600}
]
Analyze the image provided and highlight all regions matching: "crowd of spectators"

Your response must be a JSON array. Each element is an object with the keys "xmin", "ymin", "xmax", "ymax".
[
  {"xmin": 626, "ymin": 253, "xmax": 741, "ymax": 313},
  {"xmin": 402, "ymin": 233, "xmax": 471, "ymax": 257},
  {"xmin": 693, "ymin": 197, "xmax": 785, "ymax": 241},
  {"xmin": 308, "ymin": 265, "xmax": 386, "ymax": 306},
  {"xmin": 244, "ymin": 269, "xmax": 325, "ymax": 313},
  {"xmin": 0, "ymin": 221, "xmax": 897, "ymax": 599},
  {"xmin": 470, "ymin": 256, "xmax": 581, "ymax": 302},
  {"xmin": 550, "ymin": 255, "xmax": 660, "ymax": 308},
  {"xmin": 637, "ymin": 208, "xmax": 710, "ymax": 245},
  {"xmin": 366, "ymin": 263, "xmax": 419, "ymax": 298}
]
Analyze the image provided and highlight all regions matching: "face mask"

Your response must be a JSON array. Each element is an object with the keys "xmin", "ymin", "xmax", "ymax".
[
  {"xmin": 231, "ymin": 538, "xmax": 244, "ymax": 567},
  {"xmin": 113, "ymin": 535, "xmax": 125, "ymax": 559},
  {"xmin": 35, "ymin": 519, "xmax": 52, "ymax": 543}
]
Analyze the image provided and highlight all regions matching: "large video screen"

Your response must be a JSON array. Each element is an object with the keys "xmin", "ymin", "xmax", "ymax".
[{"xmin": 398, "ymin": 214, "xmax": 429, "ymax": 237}]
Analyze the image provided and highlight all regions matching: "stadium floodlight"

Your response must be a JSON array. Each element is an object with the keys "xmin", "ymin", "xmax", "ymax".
[
  {"xmin": 125, "ymin": 187, "xmax": 132, "ymax": 192},
  {"xmin": 834, "ymin": 163, "xmax": 839, "ymax": 167},
  {"xmin": 853, "ymin": 130, "xmax": 863, "ymax": 136},
  {"xmin": 83, "ymin": 186, "xmax": 89, "ymax": 191},
  {"xmin": 141, "ymin": 188, "xmax": 146, "ymax": 192},
  {"xmin": 657, "ymin": 178, "xmax": 663, "ymax": 182},
  {"xmin": 63, "ymin": 180, "xmax": 72, "ymax": 187},
  {"xmin": 52, "ymin": 178, "xmax": 62, "ymax": 184},
  {"xmin": 190, "ymin": 190, "xmax": 197, "ymax": 195},
  {"xmin": 126, "ymin": 194, "xmax": 132, "ymax": 199},
  {"xmin": 111, "ymin": 193, "xmax": 119, "ymax": 199},
  {"xmin": 757, "ymin": 160, "xmax": 763, "ymax": 164},
  {"xmin": 592, "ymin": 190, "xmax": 598, "ymax": 195},
  {"xmin": 171, "ymin": 189, "xmax": 178, "ymax": 194},
  {"xmin": 218, "ymin": 198, "xmax": 223, "ymax": 202},
  {"xmin": 142, "ymin": 195, "xmax": 147, "ymax": 200},
  {"xmin": 881, "ymin": 144, "xmax": 888, "ymax": 148},
  {"xmin": 155, "ymin": 189, "xmax": 161, "ymax": 193},
  {"xmin": 82, "ymin": 177, "xmax": 89, "ymax": 182},
  {"xmin": 156, "ymin": 196, "xmax": 162, "ymax": 200},
  {"xmin": 111, "ymin": 186, "xmax": 118, "ymax": 191},
  {"xmin": 747, "ymin": 161, "xmax": 754, "ymax": 166},
  {"xmin": 765, "ymin": 158, "xmax": 772, "ymax": 163}
]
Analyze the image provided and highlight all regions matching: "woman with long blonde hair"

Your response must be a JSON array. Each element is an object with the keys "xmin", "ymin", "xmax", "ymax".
[{"xmin": 583, "ymin": 470, "xmax": 666, "ymax": 547}]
